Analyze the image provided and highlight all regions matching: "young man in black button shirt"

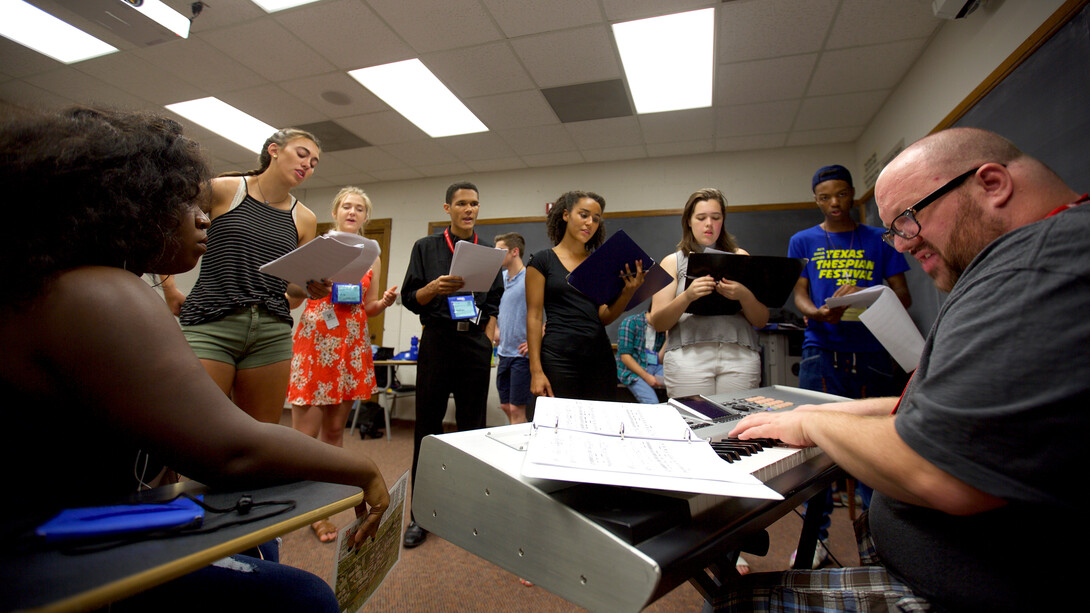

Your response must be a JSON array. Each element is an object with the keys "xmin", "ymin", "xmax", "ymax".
[{"xmin": 400, "ymin": 181, "xmax": 503, "ymax": 548}]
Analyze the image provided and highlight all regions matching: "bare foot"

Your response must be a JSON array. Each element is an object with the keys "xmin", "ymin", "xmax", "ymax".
[
  {"xmin": 312, "ymin": 519, "xmax": 337, "ymax": 543},
  {"xmin": 736, "ymin": 554, "xmax": 751, "ymax": 576}
]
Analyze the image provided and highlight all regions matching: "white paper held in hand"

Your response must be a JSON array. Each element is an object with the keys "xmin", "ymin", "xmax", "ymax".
[
  {"xmin": 259, "ymin": 231, "xmax": 381, "ymax": 287},
  {"xmin": 449, "ymin": 241, "xmax": 506, "ymax": 292}
]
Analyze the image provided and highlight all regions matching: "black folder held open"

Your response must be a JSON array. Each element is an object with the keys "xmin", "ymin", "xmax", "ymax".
[{"xmin": 684, "ymin": 253, "xmax": 807, "ymax": 316}]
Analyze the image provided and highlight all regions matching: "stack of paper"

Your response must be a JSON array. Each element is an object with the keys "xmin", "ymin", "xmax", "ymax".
[
  {"xmin": 824, "ymin": 285, "xmax": 924, "ymax": 371},
  {"xmin": 259, "ymin": 231, "xmax": 380, "ymax": 287},
  {"xmin": 522, "ymin": 397, "xmax": 782, "ymax": 500}
]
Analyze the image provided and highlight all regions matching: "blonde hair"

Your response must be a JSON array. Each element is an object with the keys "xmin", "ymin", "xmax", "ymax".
[{"xmin": 331, "ymin": 186, "xmax": 372, "ymax": 235}]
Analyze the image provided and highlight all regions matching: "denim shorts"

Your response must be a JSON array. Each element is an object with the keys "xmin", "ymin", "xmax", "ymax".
[
  {"xmin": 496, "ymin": 355, "xmax": 531, "ymax": 405},
  {"xmin": 182, "ymin": 305, "xmax": 292, "ymax": 369}
]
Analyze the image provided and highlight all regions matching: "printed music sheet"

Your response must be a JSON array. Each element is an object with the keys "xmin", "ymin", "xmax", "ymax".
[
  {"xmin": 259, "ymin": 231, "xmax": 380, "ymax": 288},
  {"xmin": 449, "ymin": 241, "xmax": 506, "ymax": 292},
  {"xmin": 522, "ymin": 397, "xmax": 783, "ymax": 500},
  {"xmin": 825, "ymin": 285, "xmax": 924, "ymax": 371}
]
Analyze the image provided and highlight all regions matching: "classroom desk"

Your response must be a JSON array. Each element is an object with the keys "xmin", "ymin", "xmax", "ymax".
[
  {"xmin": 1, "ymin": 480, "xmax": 362, "ymax": 613},
  {"xmin": 353, "ymin": 359, "xmax": 417, "ymax": 440}
]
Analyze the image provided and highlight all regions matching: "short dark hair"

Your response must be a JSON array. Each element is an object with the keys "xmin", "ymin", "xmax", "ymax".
[
  {"xmin": 2, "ymin": 106, "xmax": 211, "ymax": 306},
  {"xmin": 676, "ymin": 188, "xmax": 738, "ymax": 255},
  {"xmin": 546, "ymin": 191, "xmax": 606, "ymax": 251},
  {"xmin": 494, "ymin": 232, "xmax": 525, "ymax": 258},
  {"xmin": 446, "ymin": 181, "xmax": 479, "ymax": 204}
]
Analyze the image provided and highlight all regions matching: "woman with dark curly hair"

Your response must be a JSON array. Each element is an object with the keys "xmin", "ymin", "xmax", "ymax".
[
  {"xmin": 160, "ymin": 127, "xmax": 329, "ymax": 425},
  {"xmin": 525, "ymin": 190, "xmax": 646, "ymax": 401},
  {"xmin": 1, "ymin": 106, "xmax": 388, "ymax": 612}
]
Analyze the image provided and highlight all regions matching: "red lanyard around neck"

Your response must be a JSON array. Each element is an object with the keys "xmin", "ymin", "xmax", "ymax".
[{"xmin": 444, "ymin": 227, "xmax": 477, "ymax": 253}]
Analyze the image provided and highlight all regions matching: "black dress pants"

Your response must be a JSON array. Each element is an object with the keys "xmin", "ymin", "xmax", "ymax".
[{"xmin": 410, "ymin": 326, "xmax": 491, "ymax": 502}]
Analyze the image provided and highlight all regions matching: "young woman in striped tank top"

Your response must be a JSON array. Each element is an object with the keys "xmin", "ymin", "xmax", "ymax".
[{"xmin": 162, "ymin": 129, "xmax": 330, "ymax": 425}]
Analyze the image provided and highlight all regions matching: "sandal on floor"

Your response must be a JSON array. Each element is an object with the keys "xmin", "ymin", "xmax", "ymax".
[
  {"xmin": 311, "ymin": 519, "xmax": 337, "ymax": 543},
  {"xmin": 736, "ymin": 554, "xmax": 751, "ymax": 576},
  {"xmin": 518, "ymin": 578, "xmax": 534, "ymax": 587}
]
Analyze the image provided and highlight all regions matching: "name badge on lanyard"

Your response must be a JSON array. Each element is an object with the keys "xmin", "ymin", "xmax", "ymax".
[{"xmin": 447, "ymin": 294, "xmax": 479, "ymax": 320}]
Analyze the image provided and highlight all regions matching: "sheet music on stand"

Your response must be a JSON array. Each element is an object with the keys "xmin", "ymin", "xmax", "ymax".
[
  {"xmin": 522, "ymin": 397, "xmax": 782, "ymax": 500},
  {"xmin": 565, "ymin": 230, "xmax": 672, "ymax": 311},
  {"xmin": 259, "ymin": 231, "xmax": 380, "ymax": 288}
]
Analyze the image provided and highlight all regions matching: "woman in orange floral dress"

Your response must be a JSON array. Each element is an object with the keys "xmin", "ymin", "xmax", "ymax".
[{"xmin": 287, "ymin": 186, "xmax": 397, "ymax": 542}]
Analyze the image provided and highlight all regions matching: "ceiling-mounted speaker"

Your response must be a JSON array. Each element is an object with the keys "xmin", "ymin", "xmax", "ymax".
[{"xmin": 932, "ymin": 0, "xmax": 981, "ymax": 20}]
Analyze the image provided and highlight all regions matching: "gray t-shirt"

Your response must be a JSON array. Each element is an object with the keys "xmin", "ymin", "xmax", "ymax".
[{"xmin": 870, "ymin": 202, "xmax": 1089, "ymax": 612}]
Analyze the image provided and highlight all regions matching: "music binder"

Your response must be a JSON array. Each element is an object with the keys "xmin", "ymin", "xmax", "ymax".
[
  {"xmin": 684, "ymin": 253, "xmax": 807, "ymax": 316},
  {"xmin": 565, "ymin": 230, "xmax": 672, "ymax": 311},
  {"xmin": 521, "ymin": 397, "xmax": 782, "ymax": 499}
]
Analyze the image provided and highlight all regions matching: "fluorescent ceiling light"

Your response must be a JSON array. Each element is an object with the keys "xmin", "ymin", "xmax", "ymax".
[
  {"xmin": 348, "ymin": 59, "xmax": 488, "ymax": 138},
  {"xmin": 165, "ymin": 97, "xmax": 275, "ymax": 153},
  {"xmin": 612, "ymin": 8, "xmax": 714, "ymax": 114},
  {"xmin": 0, "ymin": 0, "xmax": 117, "ymax": 64},
  {"xmin": 132, "ymin": 0, "xmax": 191, "ymax": 39},
  {"xmin": 251, "ymin": 0, "xmax": 322, "ymax": 12}
]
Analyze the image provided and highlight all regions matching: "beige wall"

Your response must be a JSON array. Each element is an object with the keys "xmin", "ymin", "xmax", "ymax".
[{"xmin": 172, "ymin": 0, "xmax": 1065, "ymax": 427}]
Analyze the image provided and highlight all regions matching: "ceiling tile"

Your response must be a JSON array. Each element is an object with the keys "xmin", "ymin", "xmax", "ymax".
[
  {"xmin": 200, "ymin": 18, "xmax": 336, "ymax": 82},
  {"xmin": 423, "ymin": 42, "xmax": 536, "ymax": 99},
  {"xmin": 467, "ymin": 158, "xmax": 528, "ymax": 173},
  {"xmin": 581, "ymin": 144, "xmax": 648, "ymax": 163},
  {"xmin": 718, "ymin": 55, "xmax": 817, "ymax": 106},
  {"xmin": 134, "ymin": 37, "xmax": 267, "ymax": 95},
  {"xmin": 24, "ymin": 67, "xmax": 149, "ymax": 108},
  {"xmin": 719, "ymin": 0, "xmax": 839, "ymax": 63},
  {"xmin": 417, "ymin": 162, "xmax": 475, "ymax": 178},
  {"xmin": 295, "ymin": 120, "xmax": 370, "ymax": 152},
  {"xmin": 716, "ymin": 100, "xmax": 800, "ymax": 137},
  {"xmin": 715, "ymin": 133, "xmax": 790, "ymax": 152},
  {"xmin": 383, "ymin": 140, "xmax": 460, "ymax": 167},
  {"xmin": 808, "ymin": 40, "xmax": 927, "ymax": 96},
  {"xmin": 639, "ymin": 108, "xmax": 715, "ymax": 144},
  {"xmin": 366, "ymin": 0, "xmax": 503, "ymax": 54},
  {"xmin": 497, "ymin": 124, "xmax": 577, "ymax": 156},
  {"xmin": 542, "ymin": 79, "xmax": 632, "ymax": 123},
  {"xmin": 0, "ymin": 38, "xmax": 65, "ymax": 78},
  {"xmin": 75, "ymin": 53, "xmax": 205, "ymax": 106},
  {"xmin": 601, "ymin": 0, "xmax": 714, "ymax": 22},
  {"xmin": 481, "ymin": 0, "xmax": 603, "ymax": 38},
  {"xmin": 830, "ymin": 0, "xmax": 940, "ymax": 49},
  {"xmin": 438, "ymin": 131, "xmax": 518, "ymax": 161},
  {"xmin": 522, "ymin": 150, "xmax": 585, "ymax": 168},
  {"xmin": 275, "ymin": 0, "xmax": 413, "ymax": 70},
  {"xmin": 786, "ymin": 126, "xmax": 865, "ymax": 147},
  {"xmin": 339, "ymin": 110, "xmax": 428, "ymax": 146},
  {"xmin": 465, "ymin": 90, "xmax": 559, "ymax": 130},
  {"xmin": 370, "ymin": 167, "xmax": 425, "ymax": 181},
  {"xmin": 0, "ymin": 79, "xmax": 73, "ymax": 109},
  {"xmin": 219, "ymin": 83, "xmax": 329, "ymax": 127},
  {"xmin": 279, "ymin": 72, "xmax": 389, "ymax": 119},
  {"xmin": 564, "ymin": 116, "xmax": 643, "ymax": 149},
  {"xmin": 794, "ymin": 91, "xmax": 889, "ymax": 131},
  {"xmin": 510, "ymin": 25, "xmax": 621, "ymax": 88},
  {"xmin": 336, "ymin": 145, "xmax": 411, "ymax": 172},
  {"xmin": 645, "ymin": 139, "xmax": 715, "ymax": 158}
]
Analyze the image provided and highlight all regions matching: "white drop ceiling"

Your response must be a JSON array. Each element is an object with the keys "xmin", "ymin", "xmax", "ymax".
[{"xmin": 0, "ymin": 0, "xmax": 945, "ymax": 188}]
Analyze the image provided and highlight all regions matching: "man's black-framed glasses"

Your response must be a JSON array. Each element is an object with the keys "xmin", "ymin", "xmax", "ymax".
[{"xmin": 882, "ymin": 165, "xmax": 982, "ymax": 247}]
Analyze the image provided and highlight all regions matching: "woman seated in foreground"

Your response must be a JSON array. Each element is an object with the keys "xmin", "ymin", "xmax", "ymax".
[{"xmin": 0, "ymin": 106, "xmax": 388, "ymax": 611}]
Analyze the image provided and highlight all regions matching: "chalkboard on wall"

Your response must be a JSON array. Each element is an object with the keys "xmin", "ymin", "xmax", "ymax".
[{"xmin": 432, "ymin": 204, "xmax": 827, "ymax": 341}]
